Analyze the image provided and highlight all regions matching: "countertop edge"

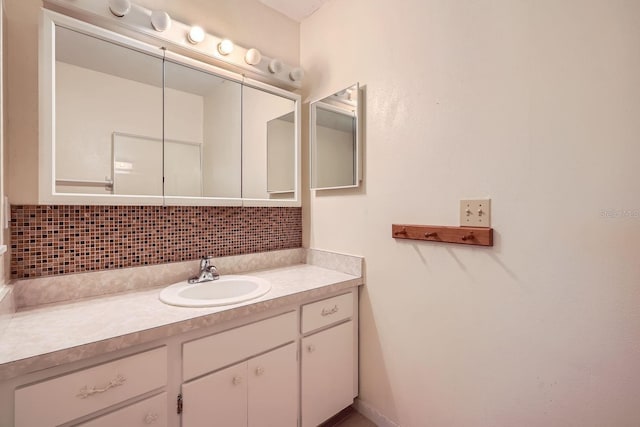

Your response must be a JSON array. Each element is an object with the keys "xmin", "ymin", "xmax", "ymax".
[{"xmin": 0, "ymin": 276, "xmax": 363, "ymax": 381}]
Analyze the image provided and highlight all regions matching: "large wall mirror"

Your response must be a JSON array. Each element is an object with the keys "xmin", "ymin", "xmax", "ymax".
[
  {"xmin": 310, "ymin": 83, "xmax": 361, "ymax": 190},
  {"xmin": 40, "ymin": 11, "xmax": 300, "ymax": 206}
]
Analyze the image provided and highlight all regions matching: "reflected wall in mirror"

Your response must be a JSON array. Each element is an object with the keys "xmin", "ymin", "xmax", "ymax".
[
  {"xmin": 310, "ymin": 83, "xmax": 361, "ymax": 190},
  {"xmin": 55, "ymin": 26, "xmax": 164, "ymax": 196},
  {"xmin": 267, "ymin": 112, "xmax": 295, "ymax": 193},
  {"xmin": 163, "ymin": 60, "xmax": 242, "ymax": 199},
  {"xmin": 242, "ymin": 85, "xmax": 297, "ymax": 200}
]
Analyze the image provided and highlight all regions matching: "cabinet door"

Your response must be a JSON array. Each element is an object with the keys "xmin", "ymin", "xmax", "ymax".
[
  {"xmin": 182, "ymin": 362, "xmax": 248, "ymax": 427},
  {"xmin": 248, "ymin": 343, "xmax": 298, "ymax": 427},
  {"xmin": 301, "ymin": 321, "xmax": 354, "ymax": 427}
]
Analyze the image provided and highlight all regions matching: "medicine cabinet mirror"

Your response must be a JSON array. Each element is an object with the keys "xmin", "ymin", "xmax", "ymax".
[
  {"xmin": 310, "ymin": 83, "xmax": 361, "ymax": 190},
  {"xmin": 40, "ymin": 11, "xmax": 300, "ymax": 206}
]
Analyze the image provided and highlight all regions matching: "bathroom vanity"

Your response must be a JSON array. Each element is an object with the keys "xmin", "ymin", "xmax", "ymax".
[{"xmin": 0, "ymin": 251, "xmax": 363, "ymax": 427}]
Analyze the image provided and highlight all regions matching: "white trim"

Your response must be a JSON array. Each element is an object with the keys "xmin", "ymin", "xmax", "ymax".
[
  {"xmin": 0, "ymin": 245, "xmax": 7, "ymax": 256},
  {"xmin": 353, "ymin": 398, "xmax": 401, "ymax": 427}
]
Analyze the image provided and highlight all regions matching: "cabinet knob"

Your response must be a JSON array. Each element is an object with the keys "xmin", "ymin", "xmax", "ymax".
[
  {"xmin": 255, "ymin": 366, "xmax": 265, "ymax": 376},
  {"xmin": 307, "ymin": 344, "xmax": 316, "ymax": 353},
  {"xmin": 144, "ymin": 413, "xmax": 159, "ymax": 424},
  {"xmin": 232, "ymin": 376, "xmax": 243, "ymax": 385}
]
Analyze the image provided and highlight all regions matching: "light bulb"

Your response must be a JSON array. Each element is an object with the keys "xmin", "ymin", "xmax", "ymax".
[
  {"xmin": 150, "ymin": 11, "xmax": 171, "ymax": 32},
  {"xmin": 217, "ymin": 39, "xmax": 234, "ymax": 55},
  {"xmin": 188, "ymin": 26, "xmax": 205, "ymax": 44},
  {"xmin": 268, "ymin": 59, "xmax": 283, "ymax": 74},
  {"xmin": 108, "ymin": 0, "xmax": 131, "ymax": 17},
  {"xmin": 244, "ymin": 48, "xmax": 262, "ymax": 66},
  {"xmin": 289, "ymin": 67, "xmax": 304, "ymax": 82}
]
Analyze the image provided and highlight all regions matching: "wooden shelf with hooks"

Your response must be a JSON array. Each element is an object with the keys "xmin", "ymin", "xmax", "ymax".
[{"xmin": 392, "ymin": 224, "xmax": 493, "ymax": 247}]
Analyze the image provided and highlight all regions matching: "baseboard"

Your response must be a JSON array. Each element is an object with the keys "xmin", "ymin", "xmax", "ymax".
[{"xmin": 353, "ymin": 398, "xmax": 401, "ymax": 427}]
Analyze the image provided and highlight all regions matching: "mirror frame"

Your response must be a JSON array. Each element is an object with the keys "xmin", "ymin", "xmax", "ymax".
[
  {"xmin": 309, "ymin": 83, "xmax": 361, "ymax": 191},
  {"xmin": 39, "ymin": 10, "xmax": 301, "ymax": 207}
]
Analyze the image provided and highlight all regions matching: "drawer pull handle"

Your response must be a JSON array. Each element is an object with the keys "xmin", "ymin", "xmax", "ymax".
[
  {"xmin": 76, "ymin": 374, "xmax": 126, "ymax": 399},
  {"xmin": 144, "ymin": 413, "xmax": 159, "ymax": 424},
  {"xmin": 232, "ymin": 376, "xmax": 243, "ymax": 385},
  {"xmin": 321, "ymin": 305, "xmax": 339, "ymax": 316},
  {"xmin": 255, "ymin": 366, "xmax": 265, "ymax": 376},
  {"xmin": 307, "ymin": 344, "xmax": 316, "ymax": 353}
]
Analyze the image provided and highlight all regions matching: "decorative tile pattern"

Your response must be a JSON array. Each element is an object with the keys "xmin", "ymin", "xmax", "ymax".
[{"xmin": 10, "ymin": 206, "xmax": 302, "ymax": 279}]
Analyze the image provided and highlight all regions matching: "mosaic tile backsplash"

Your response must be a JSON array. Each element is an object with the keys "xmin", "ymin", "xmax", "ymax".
[{"xmin": 11, "ymin": 205, "xmax": 302, "ymax": 279}]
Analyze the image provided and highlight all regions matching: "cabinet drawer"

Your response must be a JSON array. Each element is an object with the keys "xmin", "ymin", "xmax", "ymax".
[
  {"xmin": 183, "ymin": 311, "xmax": 296, "ymax": 381},
  {"xmin": 15, "ymin": 347, "xmax": 167, "ymax": 427},
  {"xmin": 77, "ymin": 392, "xmax": 167, "ymax": 427},
  {"xmin": 302, "ymin": 293, "xmax": 353, "ymax": 334}
]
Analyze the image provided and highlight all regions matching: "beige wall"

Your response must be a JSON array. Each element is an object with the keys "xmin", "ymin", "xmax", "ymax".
[
  {"xmin": 301, "ymin": 1, "xmax": 640, "ymax": 426},
  {"xmin": 4, "ymin": 0, "xmax": 299, "ymax": 204}
]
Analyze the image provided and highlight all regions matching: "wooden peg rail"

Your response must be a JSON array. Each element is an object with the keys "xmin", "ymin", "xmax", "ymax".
[{"xmin": 392, "ymin": 224, "xmax": 493, "ymax": 247}]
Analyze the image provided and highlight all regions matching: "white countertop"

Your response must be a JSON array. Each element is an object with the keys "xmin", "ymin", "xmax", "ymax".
[{"xmin": 0, "ymin": 264, "xmax": 362, "ymax": 381}]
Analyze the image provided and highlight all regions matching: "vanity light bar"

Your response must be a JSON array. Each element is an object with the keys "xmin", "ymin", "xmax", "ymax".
[{"xmin": 44, "ymin": 0, "xmax": 304, "ymax": 88}]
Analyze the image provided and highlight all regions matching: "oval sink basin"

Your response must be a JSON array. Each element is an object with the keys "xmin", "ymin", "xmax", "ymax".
[{"xmin": 159, "ymin": 275, "xmax": 271, "ymax": 308}]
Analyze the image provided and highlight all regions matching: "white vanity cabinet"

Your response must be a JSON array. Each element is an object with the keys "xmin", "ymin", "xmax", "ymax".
[
  {"xmin": 300, "ymin": 293, "xmax": 357, "ymax": 427},
  {"xmin": 181, "ymin": 311, "xmax": 298, "ymax": 427},
  {"xmin": 182, "ymin": 343, "xmax": 297, "ymax": 427},
  {"xmin": 1, "ymin": 288, "xmax": 360, "ymax": 427}
]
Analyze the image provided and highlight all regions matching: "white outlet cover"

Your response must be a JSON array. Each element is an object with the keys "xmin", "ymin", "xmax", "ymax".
[{"xmin": 460, "ymin": 199, "xmax": 491, "ymax": 227}]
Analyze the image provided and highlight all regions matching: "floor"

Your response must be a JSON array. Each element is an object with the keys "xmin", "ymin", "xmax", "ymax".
[{"xmin": 322, "ymin": 406, "xmax": 378, "ymax": 427}]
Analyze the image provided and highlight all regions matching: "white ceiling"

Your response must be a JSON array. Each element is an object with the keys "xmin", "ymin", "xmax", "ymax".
[{"xmin": 258, "ymin": 0, "xmax": 330, "ymax": 22}]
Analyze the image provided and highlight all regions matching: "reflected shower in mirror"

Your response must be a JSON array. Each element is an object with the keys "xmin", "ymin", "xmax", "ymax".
[
  {"xmin": 55, "ymin": 26, "xmax": 164, "ymax": 196},
  {"xmin": 310, "ymin": 83, "xmax": 361, "ymax": 190}
]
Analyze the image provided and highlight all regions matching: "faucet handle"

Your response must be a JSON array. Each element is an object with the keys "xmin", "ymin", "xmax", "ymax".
[{"xmin": 200, "ymin": 256, "xmax": 213, "ymax": 269}]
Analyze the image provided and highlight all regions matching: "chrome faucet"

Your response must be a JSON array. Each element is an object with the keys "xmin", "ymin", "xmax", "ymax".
[{"xmin": 188, "ymin": 256, "xmax": 220, "ymax": 284}]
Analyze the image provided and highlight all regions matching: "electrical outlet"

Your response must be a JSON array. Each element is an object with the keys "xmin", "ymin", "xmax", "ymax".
[{"xmin": 460, "ymin": 199, "xmax": 491, "ymax": 227}]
